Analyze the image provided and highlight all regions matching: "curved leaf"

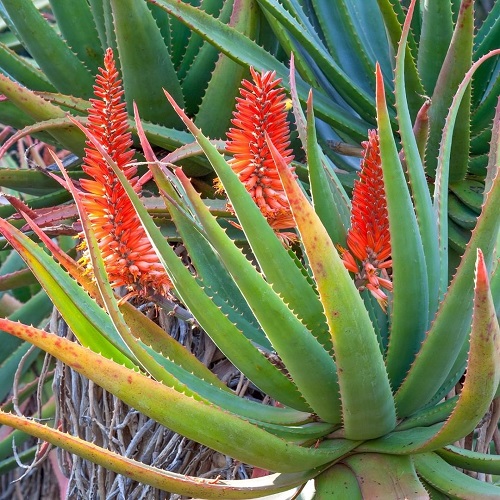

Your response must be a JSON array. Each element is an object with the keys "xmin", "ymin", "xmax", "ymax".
[
  {"xmin": 0, "ymin": 320, "xmax": 357, "ymax": 473},
  {"xmin": 0, "ymin": 0, "xmax": 94, "ymax": 96},
  {"xmin": 111, "ymin": 0, "xmax": 184, "ymax": 127}
]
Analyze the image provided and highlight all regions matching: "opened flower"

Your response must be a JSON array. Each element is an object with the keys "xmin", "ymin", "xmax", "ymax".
[
  {"xmin": 79, "ymin": 48, "xmax": 171, "ymax": 297},
  {"xmin": 339, "ymin": 130, "xmax": 392, "ymax": 309},
  {"xmin": 222, "ymin": 68, "xmax": 296, "ymax": 239}
]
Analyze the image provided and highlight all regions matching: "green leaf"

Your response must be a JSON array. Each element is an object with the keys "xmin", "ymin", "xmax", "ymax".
[
  {"xmin": 180, "ymin": 0, "xmax": 234, "ymax": 117},
  {"xmin": 375, "ymin": 64, "xmax": 429, "ymax": 390},
  {"xmin": 394, "ymin": 0, "xmax": 440, "ymax": 321},
  {"xmin": 414, "ymin": 452, "xmax": 500, "ymax": 498},
  {"xmin": 256, "ymin": 0, "xmax": 376, "ymax": 124},
  {"xmin": 0, "ymin": 42, "xmax": 55, "ymax": 92},
  {"xmin": 194, "ymin": 0, "xmax": 256, "ymax": 138},
  {"xmin": 417, "ymin": 0, "xmax": 453, "ymax": 95},
  {"xmin": 0, "ymin": 412, "xmax": 321, "ymax": 499},
  {"xmin": 148, "ymin": 0, "xmax": 371, "ymax": 141},
  {"xmin": 175, "ymin": 165, "xmax": 341, "ymax": 423},
  {"xmin": 395, "ymin": 54, "xmax": 500, "ymax": 415},
  {"xmin": 437, "ymin": 446, "xmax": 500, "ymax": 475},
  {"xmin": 305, "ymin": 92, "xmax": 350, "ymax": 246},
  {"xmin": 49, "ymin": 0, "xmax": 104, "ymax": 74},
  {"xmin": 110, "ymin": 0, "xmax": 184, "ymax": 127},
  {"xmin": 270, "ymin": 136, "xmax": 396, "ymax": 439},
  {"xmin": 426, "ymin": 0, "xmax": 474, "ymax": 182},
  {"xmin": 342, "ymin": 454, "xmax": 427, "ymax": 498},
  {"xmin": 0, "ymin": 74, "xmax": 85, "ymax": 154},
  {"xmin": 0, "ymin": 0, "xmax": 94, "ymax": 97}
]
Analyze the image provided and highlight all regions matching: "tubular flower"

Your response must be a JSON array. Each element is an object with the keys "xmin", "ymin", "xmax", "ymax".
[
  {"xmin": 79, "ymin": 48, "xmax": 171, "ymax": 297},
  {"xmin": 338, "ymin": 130, "xmax": 392, "ymax": 310},
  {"xmin": 222, "ymin": 67, "xmax": 296, "ymax": 240}
]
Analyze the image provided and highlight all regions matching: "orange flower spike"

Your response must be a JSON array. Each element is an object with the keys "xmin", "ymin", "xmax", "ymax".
[
  {"xmin": 225, "ymin": 67, "xmax": 295, "ymax": 232},
  {"xmin": 80, "ymin": 48, "xmax": 171, "ymax": 297},
  {"xmin": 340, "ymin": 130, "xmax": 392, "ymax": 310}
]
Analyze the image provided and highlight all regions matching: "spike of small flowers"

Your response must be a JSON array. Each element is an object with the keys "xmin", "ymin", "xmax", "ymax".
[
  {"xmin": 221, "ymin": 67, "xmax": 296, "ymax": 242},
  {"xmin": 338, "ymin": 130, "xmax": 392, "ymax": 310},
  {"xmin": 79, "ymin": 48, "xmax": 171, "ymax": 297}
]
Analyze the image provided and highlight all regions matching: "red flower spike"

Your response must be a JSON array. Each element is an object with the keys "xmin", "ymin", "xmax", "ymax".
[
  {"xmin": 339, "ymin": 130, "xmax": 392, "ymax": 310},
  {"xmin": 80, "ymin": 48, "xmax": 172, "ymax": 297},
  {"xmin": 223, "ymin": 67, "xmax": 296, "ymax": 238}
]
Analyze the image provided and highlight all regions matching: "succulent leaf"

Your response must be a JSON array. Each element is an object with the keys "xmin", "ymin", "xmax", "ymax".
[
  {"xmin": 375, "ymin": 63, "xmax": 429, "ymax": 390},
  {"xmin": 270, "ymin": 135, "xmax": 396, "ymax": 440},
  {"xmin": 0, "ymin": 0, "xmax": 95, "ymax": 97}
]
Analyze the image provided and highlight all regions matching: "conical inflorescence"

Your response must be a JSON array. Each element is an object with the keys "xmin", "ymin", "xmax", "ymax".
[{"xmin": 79, "ymin": 48, "xmax": 172, "ymax": 297}]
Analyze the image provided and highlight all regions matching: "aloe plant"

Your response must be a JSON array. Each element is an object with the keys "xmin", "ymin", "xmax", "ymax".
[{"xmin": 0, "ymin": 0, "xmax": 499, "ymax": 496}]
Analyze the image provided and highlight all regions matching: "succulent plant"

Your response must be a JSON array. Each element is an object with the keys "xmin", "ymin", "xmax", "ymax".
[{"xmin": 0, "ymin": 0, "xmax": 499, "ymax": 497}]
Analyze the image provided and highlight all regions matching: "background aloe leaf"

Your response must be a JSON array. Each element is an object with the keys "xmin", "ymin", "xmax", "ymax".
[
  {"xmin": 417, "ymin": 0, "xmax": 453, "ymax": 95},
  {"xmin": 148, "ymin": 0, "xmax": 370, "ymax": 141},
  {"xmin": 194, "ymin": 0, "xmax": 255, "ymax": 138},
  {"xmin": 49, "ymin": 0, "xmax": 104, "ymax": 74},
  {"xmin": 394, "ymin": 0, "xmax": 439, "ymax": 322},
  {"xmin": 110, "ymin": 0, "xmax": 183, "ymax": 127},
  {"xmin": 0, "ymin": 42, "xmax": 55, "ymax": 92},
  {"xmin": 271, "ymin": 137, "xmax": 396, "ymax": 440},
  {"xmin": 0, "ymin": 320, "xmax": 357, "ymax": 473},
  {"xmin": 426, "ymin": 0, "xmax": 473, "ymax": 182},
  {"xmin": 311, "ymin": 0, "xmax": 391, "ymax": 96},
  {"xmin": 255, "ymin": 0, "xmax": 377, "ymax": 124},
  {"xmin": 375, "ymin": 0, "xmax": 424, "ymax": 119},
  {"xmin": 180, "ymin": 0, "xmax": 233, "ymax": 117},
  {"xmin": 376, "ymin": 64, "xmax": 429, "ymax": 390},
  {"xmin": 0, "ymin": 74, "xmax": 85, "ymax": 154},
  {"xmin": 413, "ymin": 250, "xmax": 500, "ymax": 452},
  {"xmin": 0, "ymin": 0, "xmax": 94, "ymax": 97}
]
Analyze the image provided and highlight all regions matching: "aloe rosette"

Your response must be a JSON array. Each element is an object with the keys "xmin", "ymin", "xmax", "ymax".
[{"xmin": 0, "ymin": 1, "xmax": 499, "ymax": 497}]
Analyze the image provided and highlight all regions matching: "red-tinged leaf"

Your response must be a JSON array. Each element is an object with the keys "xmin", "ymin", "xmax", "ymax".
[
  {"xmin": 268, "ymin": 135, "xmax": 396, "ymax": 441},
  {"xmin": 0, "ymin": 408, "xmax": 319, "ymax": 498},
  {"xmin": 414, "ymin": 249, "xmax": 500, "ymax": 452},
  {"xmin": 0, "ymin": 319, "xmax": 358, "ymax": 472}
]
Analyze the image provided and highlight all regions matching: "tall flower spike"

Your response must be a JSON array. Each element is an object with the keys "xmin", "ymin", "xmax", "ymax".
[
  {"xmin": 79, "ymin": 48, "xmax": 172, "ymax": 297},
  {"xmin": 223, "ymin": 68, "xmax": 296, "ymax": 241},
  {"xmin": 339, "ymin": 130, "xmax": 392, "ymax": 310}
]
